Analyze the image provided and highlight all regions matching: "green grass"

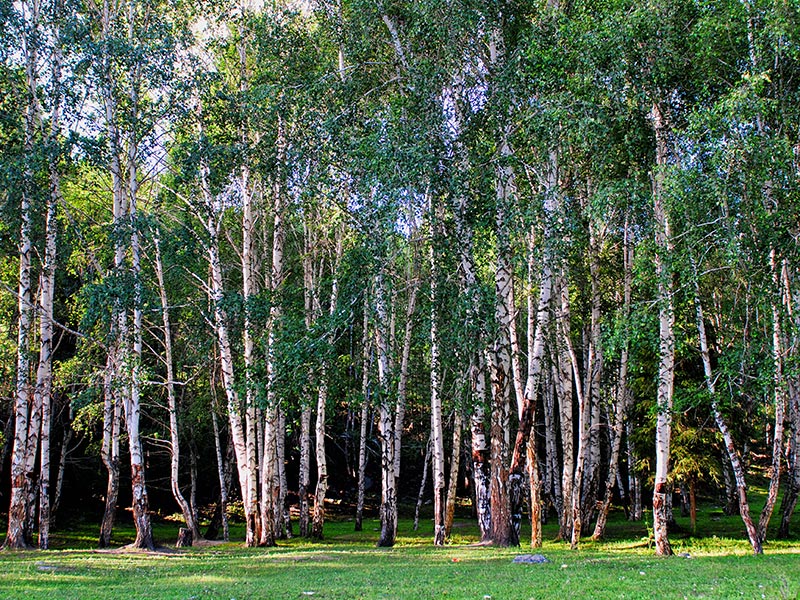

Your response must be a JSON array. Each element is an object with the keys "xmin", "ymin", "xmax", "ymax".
[{"xmin": 1, "ymin": 505, "xmax": 799, "ymax": 599}]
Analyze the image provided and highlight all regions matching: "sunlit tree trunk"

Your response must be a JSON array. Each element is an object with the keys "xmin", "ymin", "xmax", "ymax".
[
  {"xmin": 430, "ymin": 214, "xmax": 446, "ymax": 546},
  {"xmin": 651, "ymin": 101, "xmax": 674, "ymax": 557}
]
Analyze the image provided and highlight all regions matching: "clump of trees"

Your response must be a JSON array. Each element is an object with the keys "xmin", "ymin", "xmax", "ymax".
[{"xmin": 1, "ymin": 0, "xmax": 798, "ymax": 557}]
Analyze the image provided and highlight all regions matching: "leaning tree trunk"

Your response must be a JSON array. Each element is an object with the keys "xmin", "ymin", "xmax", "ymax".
[
  {"xmin": 593, "ymin": 217, "xmax": 633, "ymax": 541},
  {"xmin": 692, "ymin": 257, "xmax": 762, "ymax": 554},
  {"xmin": 154, "ymin": 234, "xmax": 201, "ymax": 542},
  {"xmin": 758, "ymin": 251, "xmax": 788, "ymax": 543},
  {"xmin": 200, "ymin": 143, "xmax": 254, "ymax": 548}
]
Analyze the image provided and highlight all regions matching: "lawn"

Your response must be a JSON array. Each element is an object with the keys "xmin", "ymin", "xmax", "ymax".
[{"xmin": 1, "ymin": 505, "xmax": 799, "ymax": 599}]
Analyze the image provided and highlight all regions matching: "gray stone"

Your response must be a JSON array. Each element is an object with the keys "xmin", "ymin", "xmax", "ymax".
[{"xmin": 512, "ymin": 554, "xmax": 550, "ymax": 564}]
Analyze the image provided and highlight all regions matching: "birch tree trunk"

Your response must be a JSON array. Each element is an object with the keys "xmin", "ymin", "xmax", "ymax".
[
  {"xmin": 375, "ymin": 274, "xmax": 397, "ymax": 547},
  {"xmin": 692, "ymin": 261, "xmax": 762, "ymax": 554},
  {"xmin": 260, "ymin": 117, "xmax": 287, "ymax": 547},
  {"xmin": 651, "ymin": 101, "xmax": 674, "ymax": 556},
  {"xmin": 35, "ymin": 7, "xmax": 65, "ymax": 548},
  {"xmin": 5, "ymin": 0, "xmax": 40, "ymax": 550},
  {"xmin": 210, "ymin": 373, "xmax": 230, "ymax": 542},
  {"xmin": 758, "ymin": 251, "xmax": 787, "ymax": 543},
  {"xmin": 507, "ymin": 152, "xmax": 558, "ymax": 547},
  {"xmin": 778, "ymin": 264, "xmax": 799, "ymax": 539},
  {"xmin": 154, "ymin": 234, "xmax": 200, "ymax": 542},
  {"xmin": 99, "ymin": 360, "xmax": 121, "ymax": 548},
  {"xmin": 200, "ymin": 139, "xmax": 253, "ymax": 547},
  {"xmin": 444, "ymin": 412, "xmax": 464, "ymax": 539},
  {"xmin": 593, "ymin": 218, "xmax": 632, "ymax": 541},
  {"xmin": 430, "ymin": 221, "xmax": 446, "ymax": 546},
  {"xmin": 355, "ymin": 298, "xmax": 371, "ymax": 532},
  {"xmin": 311, "ymin": 232, "xmax": 343, "ymax": 540}
]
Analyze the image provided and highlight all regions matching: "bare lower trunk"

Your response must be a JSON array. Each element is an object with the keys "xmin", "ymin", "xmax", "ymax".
[
  {"xmin": 470, "ymin": 356, "xmax": 492, "ymax": 541},
  {"xmin": 430, "ymin": 228, "xmax": 446, "ymax": 546},
  {"xmin": 528, "ymin": 426, "xmax": 542, "ymax": 548},
  {"xmin": 444, "ymin": 412, "xmax": 463, "ymax": 538},
  {"xmin": 627, "ymin": 419, "xmax": 643, "ymax": 521},
  {"xmin": 508, "ymin": 206, "xmax": 555, "ymax": 546},
  {"xmin": 210, "ymin": 389, "xmax": 230, "ymax": 542},
  {"xmin": 155, "ymin": 235, "xmax": 200, "ymax": 541},
  {"xmin": 99, "ymin": 362, "xmax": 121, "ymax": 548},
  {"xmin": 356, "ymin": 302, "xmax": 371, "ymax": 533},
  {"xmin": 299, "ymin": 406, "xmax": 311, "ymax": 537},
  {"xmin": 414, "ymin": 436, "xmax": 432, "ymax": 531},
  {"xmin": 51, "ymin": 410, "xmax": 73, "ymax": 525},
  {"xmin": 593, "ymin": 221, "xmax": 632, "ymax": 541},
  {"xmin": 778, "ymin": 375, "xmax": 800, "ymax": 539},
  {"xmin": 693, "ymin": 261, "xmax": 762, "ymax": 553},
  {"xmin": 375, "ymin": 276, "xmax": 397, "ymax": 547},
  {"xmin": 311, "ymin": 379, "xmax": 329, "ymax": 539},
  {"xmin": 758, "ymin": 252, "xmax": 787, "ymax": 543},
  {"xmin": 555, "ymin": 276, "xmax": 575, "ymax": 539}
]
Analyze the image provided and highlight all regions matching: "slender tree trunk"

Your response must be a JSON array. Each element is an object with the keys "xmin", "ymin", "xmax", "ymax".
[
  {"xmin": 593, "ymin": 218, "xmax": 632, "ymax": 541},
  {"xmin": 415, "ymin": 436, "xmax": 432, "ymax": 532},
  {"xmin": 51, "ymin": 408, "xmax": 73, "ymax": 525},
  {"xmin": 260, "ymin": 116, "xmax": 287, "ymax": 548},
  {"xmin": 565, "ymin": 296, "xmax": 591, "ymax": 550},
  {"xmin": 758, "ymin": 251, "xmax": 787, "ymax": 543},
  {"xmin": 99, "ymin": 362, "xmax": 121, "ymax": 548},
  {"xmin": 311, "ymin": 233, "xmax": 342, "ymax": 540},
  {"xmin": 651, "ymin": 101, "xmax": 674, "ymax": 557},
  {"xmin": 555, "ymin": 274, "xmax": 575, "ymax": 540},
  {"xmin": 627, "ymin": 419, "xmax": 643, "ymax": 521},
  {"xmin": 299, "ymin": 405, "xmax": 311, "ymax": 537},
  {"xmin": 375, "ymin": 275, "xmax": 397, "ymax": 547},
  {"xmin": 355, "ymin": 298, "xmax": 371, "ymax": 532},
  {"xmin": 444, "ymin": 412, "xmax": 463, "ymax": 539},
  {"xmin": 692, "ymin": 259, "xmax": 762, "ymax": 553},
  {"xmin": 35, "ymin": 10, "xmax": 64, "ymax": 548},
  {"xmin": 277, "ymin": 410, "xmax": 291, "ymax": 538},
  {"xmin": 154, "ymin": 236, "xmax": 200, "ymax": 542},
  {"xmin": 508, "ymin": 176, "xmax": 556, "ymax": 545},
  {"xmin": 200, "ymin": 141, "xmax": 253, "ymax": 547},
  {"xmin": 5, "ymin": 0, "xmax": 40, "ymax": 550},
  {"xmin": 430, "ymin": 211, "xmax": 446, "ymax": 546},
  {"xmin": 210, "ymin": 374, "xmax": 230, "ymax": 542}
]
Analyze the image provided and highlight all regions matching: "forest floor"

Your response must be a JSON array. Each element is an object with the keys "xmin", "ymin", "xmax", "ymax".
[{"xmin": 1, "ymin": 500, "xmax": 799, "ymax": 599}]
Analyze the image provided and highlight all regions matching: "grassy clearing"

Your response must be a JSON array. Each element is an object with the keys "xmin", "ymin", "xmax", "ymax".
[{"xmin": 1, "ymin": 504, "xmax": 799, "ymax": 599}]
